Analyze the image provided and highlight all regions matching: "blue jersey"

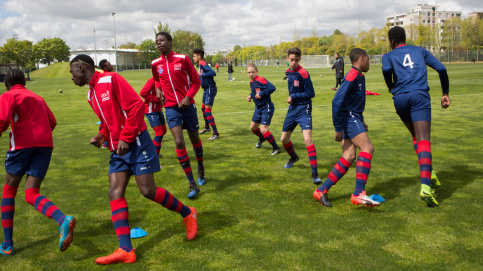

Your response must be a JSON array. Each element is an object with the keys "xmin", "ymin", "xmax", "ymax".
[
  {"xmin": 199, "ymin": 60, "xmax": 216, "ymax": 90},
  {"xmin": 249, "ymin": 76, "xmax": 276, "ymax": 108},
  {"xmin": 286, "ymin": 65, "xmax": 314, "ymax": 105},
  {"xmin": 382, "ymin": 44, "xmax": 449, "ymax": 96},
  {"xmin": 332, "ymin": 67, "xmax": 366, "ymax": 132}
]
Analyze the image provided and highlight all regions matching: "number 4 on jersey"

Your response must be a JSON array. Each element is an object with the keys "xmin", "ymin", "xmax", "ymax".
[{"xmin": 403, "ymin": 54, "xmax": 414, "ymax": 69}]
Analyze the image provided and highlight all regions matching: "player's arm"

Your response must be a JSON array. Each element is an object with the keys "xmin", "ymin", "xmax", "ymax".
[
  {"xmin": 184, "ymin": 57, "xmax": 201, "ymax": 100},
  {"xmin": 201, "ymin": 63, "xmax": 216, "ymax": 77},
  {"xmin": 290, "ymin": 75, "xmax": 315, "ymax": 100},
  {"xmin": 259, "ymin": 81, "xmax": 276, "ymax": 98},
  {"xmin": 0, "ymin": 94, "xmax": 13, "ymax": 134},
  {"xmin": 140, "ymin": 78, "xmax": 159, "ymax": 102},
  {"xmin": 424, "ymin": 50, "xmax": 450, "ymax": 99},
  {"xmin": 381, "ymin": 55, "xmax": 394, "ymax": 92},
  {"xmin": 45, "ymin": 103, "xmax": 57, "ymax": 131},
  {"xmin": 332, "ymin": 80, "xmax": 352, "ymax": 135}
]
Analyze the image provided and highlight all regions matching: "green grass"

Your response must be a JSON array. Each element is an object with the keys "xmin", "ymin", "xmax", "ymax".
[
  {"xmin": 0, "ymin": 63, "xmax": 481, "ymax": 270},
  {"xmin": 30, "ymin": 62, "xmax": 72, "ymax": 79}
]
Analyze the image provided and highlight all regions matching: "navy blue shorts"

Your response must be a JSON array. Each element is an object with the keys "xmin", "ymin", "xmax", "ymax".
[
  {"xmin": 202, "ymin": 87, "xmax": 217, "ymax": 106},
  {"xmin": 340, "ymin": 112, "xmax": 367, "ymax": 140},
  {"xmin": 5, "ymin": 147, "xmax": 52, "ymax": 179},
  {"xmin": 145, "ymin": 111, "xmax": 166, "ymax": 128},
  {"xmin": 108, "ymin": 130, "xmax": 161, "ymax": 176},
  {"xmin": 282, "ymin": 104, "xmax": 313, "ymax": 132},
  {"xmin": 252, "ymin": 103, "xmax": 275, "ymax": 125},
  {"xmin": 393, "ymin": 90, "xmax": 431, "ymax": 122},
  {"xmin": 165, "ymin": 105, "xmax": 200, "ymax": 131}
]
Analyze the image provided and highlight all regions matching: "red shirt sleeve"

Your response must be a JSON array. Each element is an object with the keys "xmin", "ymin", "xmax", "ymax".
[
  {"xmin": 139, "ymin": 78, "xmax": 159, "ymax": 102},
  {"xmin": 184, "ymin": 57, "xmax": 201, "ymax": 99},
  {"xmin": 0, "ymin": 93, "xmax": 14, "ymax": 133},
  {"xmin": 45, "ymin": 103, "xmax": 57, "ymax": 131}
]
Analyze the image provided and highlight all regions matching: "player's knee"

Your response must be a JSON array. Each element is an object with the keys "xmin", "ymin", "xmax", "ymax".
[
  {"xmin": 139, "ymin": 186, "xmax": 156, "ymax": 200},
  {"xmin": 24, "ymin": 189, "xmax": 38, "ymax": 205},
  {"xmin": 304, "ymin": 138, "xmax": 313, "ymax": 146},
  {"xmin": 361, "ymin": 144, "xmax": 374, "ymax": 155},
  {"xmin": 260, "ymin": 126, "xmax": 269, "ymax": 134}
]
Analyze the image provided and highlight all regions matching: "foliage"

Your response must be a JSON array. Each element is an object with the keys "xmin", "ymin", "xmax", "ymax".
[
  {"xmin": 33, "ymin": 37, "xmax": 70, "ymax": 65},
  {"xmin": 154, "ymin": 21, "xmax": 171, "ymax": 36},
  {"xmin": 136, "ymin": 39, "xmax": 159, "ymax": 65},
  {"xmin": 119, "ymin": 42, "xmax": 136, "ymax": 49},
  {"xmin": 0, "ymin": 38, "xmax": 37, "ymax": 68},
  {"xmin": 172, "ymin": 29, "xmax": 205, "ymax": 57}
]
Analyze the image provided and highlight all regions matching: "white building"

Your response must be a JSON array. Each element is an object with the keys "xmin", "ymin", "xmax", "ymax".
[
  {"xmin": 69, "ymin": 48, "xmax": 140, "ymax": 68},
  {"xmin": 386, "ymin": 4, "xmax": 462, "ymax": 28}
]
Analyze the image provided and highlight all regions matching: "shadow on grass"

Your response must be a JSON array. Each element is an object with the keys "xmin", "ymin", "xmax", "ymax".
[
  {"xmin": 370, "ymin": 176, "xmax": 418, "ymax": 201},
  {"xmin": 433, "ymin": 165, "xmax": 481, "ymax": 203}
]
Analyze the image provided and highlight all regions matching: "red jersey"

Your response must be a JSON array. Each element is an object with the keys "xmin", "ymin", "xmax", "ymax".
[
  {"xmin": 0, "ymin": 84, "xmax": 56, "ymax": 151},
  {"xmin": 139, "ymin": 78, "xmax": 162, "ymax": 113},
  {"xmin": 151, "ymin": 51, "xmax": 201, "ymax": 108},
  {"xmin": 87, "ymin": 71, "xmax": 146, "ymax": 151}
]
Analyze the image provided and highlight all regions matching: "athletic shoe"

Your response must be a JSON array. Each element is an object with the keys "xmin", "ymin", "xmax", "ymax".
[
  {"xmin": 197, "ymin": 167, "xmax": 206, "ymax": 185},
  {"xmin": 284, "ymin": 155, "xmax": 299, "ymax": 168},
  {"xmin": 183, "ymin": 207, "xmax": 198, "ymax": 240},
  {"xmin": 95, "ymin": 248, "xmax": 136, "ymax": 265},
  {"xmin": 199, "ymin": 127, "xmax": 211, "ymax": 134},
  {"xmin": 188, "ymin": 183, "xmax": 200, "ymax": 199},
  {"xmin": 158, "ymin": 153, "xmax": 163, "ymax": 158},
  {"xmin": 0, "ymin": 243, "xmax": 14, "ymax": 256},
  {"xmin": 331, "ymin": 88, "xmax": 338, "ymax": 91},
  {"xmin": 271, "ymin": 147, "xmax": 281, "ymax": 156},
  {"xmin": 351, "ymin": 191, "xmax": 380, "ymax": 207},
  {"xmin": 311, "ymin": 172, "xmax": 322, "ymax": 185},
  {"xmin": 430, "ymin": 170, "xmax": 441, "ymax": 189},
  {"xmin": 313, "ymin": 190, "xmax": 332, "ymax": 207},
  {"xmin": 59, "ymin": 215, "xmax": 76, "ymax": 252},
  {"xmin": 420, "ymin": 184, "xmax": 439, "ymax": 207},
  {"xmin": 207, "ymin": 134, "xmax": 220, "ymax": 140},
  {"xmin": 256, "ymin": 139, "xmax": 265, "ymax": 148}
]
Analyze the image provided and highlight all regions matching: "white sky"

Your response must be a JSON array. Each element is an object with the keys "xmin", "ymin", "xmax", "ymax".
[{"xmin": 0, "ymin": 0, "xmax": 480, "ymax": 52}]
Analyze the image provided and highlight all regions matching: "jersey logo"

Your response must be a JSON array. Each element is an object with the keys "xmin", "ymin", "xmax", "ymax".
[
  {"xmin": 294, "ymin": 80, "xmax": 299, "ymax": 87},
  {"xmin": 158, "ymin": 66, "xmax": 163, "ymax": 75},
  {"xmin": 174, "ymin": 63, "xmax": 182, "ymax": 71},
  {"xmin": 101, "ymin": 90, "xmax": 110, "ymax": 102}
]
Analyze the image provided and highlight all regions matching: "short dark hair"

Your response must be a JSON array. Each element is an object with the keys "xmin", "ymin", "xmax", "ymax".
[
  {"xmin": 99, "ymin": 59, "xmax": 108, "ymax": 70},
  {"xmin": 156, "ymin": 32, "xmax": 172, "ymax": 41},
  {"xmin": 4, "ymin": 69, "xmax": 26, "ymax": 87},
  {"xmin": 388, "ymin": 26, "xmax": 406, "ymax": 44},
  {"xmin": 349, "ymin": 48, "xmax": 368, "ymax": 63},
  {"xmin": 70, "ymin": 54, "xmax": 95, "ymax": 71},
  {"xmin": 287, "ymin": 47, "xmax": 302, "ymax": 57},
  {"xmin": 193, "ymin": 48, "xmax": 205, "ymax": 59}
]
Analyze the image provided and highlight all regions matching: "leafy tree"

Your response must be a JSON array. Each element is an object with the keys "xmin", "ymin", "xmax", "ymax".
[
  {"xmin": 137, "ymin": 39, "xmax": 159, "ymax": 64},
  {"xmin": 172, "ymin": 29, "xmax": 205, "ymax": 57},
  {"xmin": 0, "ymin": 38, "xmax": 37, "ymax": 69},
  {"xmin": 119, "ymin": 42, "xmax": 136, "ymax": 49},
  {"xmin": 33, "ymin": 37, "xmax": 70, "ymax": 65},
  {"xmin": 154, "ymin": 21, "xmax": 171, "ymax": 36}
]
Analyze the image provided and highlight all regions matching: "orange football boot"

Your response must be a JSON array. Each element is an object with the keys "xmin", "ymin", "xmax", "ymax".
[
  {"xmin": 183, "ymin": 207, "xmax": 198, "ymax": 240},
  {"xmin": 95, "ymin": 248, "xmax": 136, "ymax": 265}
]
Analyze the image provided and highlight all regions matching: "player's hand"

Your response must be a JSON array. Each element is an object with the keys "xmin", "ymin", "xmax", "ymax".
[
  {"xmin": 331, "ymin": 68, "xmax": 333, "ymax": 71},
  {"xmin": 90, "ymin": 133, "xmax": 105, "ymax": 148},
  {"xmin": 255, "ymin": 93, "xmax": 261, "ymax": 99},
  {"xmin": 198, "ymin": 70, "xmax": 202, "ymax": 76},
  {"xmin": 334, "ymin": 131, "xmax": 343, "ymax": 142},
  {"xmin": 247, "ymin": 95, "xmax": 252, "ymax": 102},
  {"xmin": 116, "ymin": 140, "xmax": 130, "ymax": 156},
  {"xmin": 388, "ymin": 86, "xmax": 393, "ymax": 94},
  {"xmin": 441, "ymin": 94, "xmax": 451, "ymax": 109},
  {"xmin": 362, "ymin": 122, "xmax": 368, "ymax": 131},
  {"xmin": 156, "ymin": 88, "xmax": 164, "ymax": 103},
  {"xmin": 179, "ymin": 96, "xmax": 191, "ymax": 108},
  {"xmin": 287, "ymin": 96, "xmax": 292, "ymax": 104}
]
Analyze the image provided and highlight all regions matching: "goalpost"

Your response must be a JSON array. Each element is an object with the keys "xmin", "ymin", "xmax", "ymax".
[{"xmin": 300, "ymin": 55, "xmax": 331, "ymax": 68}]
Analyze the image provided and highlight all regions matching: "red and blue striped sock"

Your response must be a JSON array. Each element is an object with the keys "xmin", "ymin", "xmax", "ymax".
[
  {"xmin": 251, "ymin": 128, "xmax": 265, "ymax": 141},
  {"xmin": 201, "ymin": 104, "xmax": 209, "ymax": 129},
  {"xmin": 153, "ymin": 124, "xmax": 167, "ymax": 155},
  {"xmin": 191, "ymin": 140, "xmax": 204, "ymax": 170},
  {"xmin": 412, "ymin": 135, "xmax": 418, "ymax": 153},
  {"xmin": 262, "ymin": 131, "xmax": 279, "ymax": 149},
  {"xmin": 25, "ymin": 188, "xmax": 65, "ymax": 226},
  {"xmin": 176, "ymin": 148, "xmax": 195, "ymax": 185},
  {"xmin": 110, "ymin": 198, "xmax": 132, "ymax": 252},
  {"xmin": 317, "ymin": 157, "xmax": 352, "ymax": 193},
  {"xmin": 205, "ymin": 108, "xmax": 218, "ymax": 134},
  {"xmin": 153, "ymin": 187, "xmax": 191, "ymax": 218},
  {"xmin": 354, "ymin": 152, "xmax": 372, "ymax": 196},
  {"xmin": 417, "ymin": 140, "xmax": 432, "ymax": 186},
  {"xmin": 282, "ymin": 141, "xmax": 298, "ymax": 159},
  {"xmin": 1, "ymin": 184, "xmax": 18, "ymax": 248},
  {"xmin": 306, "ymin": 144, "xmax": 318, "ymax": 175}
]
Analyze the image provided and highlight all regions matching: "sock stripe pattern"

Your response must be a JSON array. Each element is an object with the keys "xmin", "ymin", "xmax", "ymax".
[
  {"xmin": 153, "ymin": 124, "xmax": 166, "ymax": 154},
  {"xmin": 318, "ymin": 157, "xmax": 352, "ymax": 193},
  {"xmin": 1, "ymin": 184, "xmax": 18, "ymax": 247},
  {"xmin": 354, "ymin": 152, "xmax": 372, "ymax": 196},
  {"xmin": 412, "ymin": 135, "xmax": 418, "ymax": 153},
  {"xmin": 176, "ymin": 148, "xmax": 195, "ymax": 185},
  {"xmin": 306, "ymin": 144, "xmax": 318, "ymax": 174},
  {"xmin": 262, "ymin": 131, "xmax": 279, "ymax": 148},
  {"xmin": 191, "ymin": 140, "xmax": 204, "ymax": 169},
  {"xmin": 251, "ymin": 128, "xmax": 265, "ymax": 141},
  {"xmin": 205, "ymin": 108, "xmax": 218, "ymax": 134},
  {"xmin": 282, "ymin": 141, "xmax": 297, "ymax": 159},
  {"xmin": 153, "ymin": 187, "xmax": 191, "ymax": 218},
  {"xmin": 25, "ymin": 188, "xmax": 65, "ymax": 226},
  {"xmin": 110, "ymin": 198, "xmax": 132, "ymax": 252},
  {"xmin": 417, "ymin": 140, "xmax": 432, "ymax": 186},
  {"xmin": 201, "ymin": 104, "xmax": 209, "ymax": 128}
]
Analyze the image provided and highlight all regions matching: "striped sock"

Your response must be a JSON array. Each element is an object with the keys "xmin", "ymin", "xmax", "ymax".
[
  {"xmin": 417, "ymin": 140, "xmax": 432, "ymax": 186},
  {"xmin": 191, "ymin": 140, "xmax": 204, "ymax": 170},
  {"xmin": 205, "ymin": 108, "xmax": 218, "ymax": 134},
  {"xmin": 201, "ymin": 104, "xmax": 209, "ymax": 129},
  {"xmin": 153, "ymin": 124, "xmax": 166, "ymax": 155},
  {"xmin": 176, "ymin": 148, "xmax": 195, "ymax": 185},
  {"xmin": 318, "ymin": 157, "xmax": 352, "ymax": 193},
  {"xmin": 306, "ymin": 144, "xmax": 318, "ymax": 175},
  {"xmin": 1, "ymin": 184, "xmax": 18, "ymax": 248},
  {"xmin": 110, "ymin": 198, "xmax": 132, "ymax": 252},
  {"xmin": 354, "ymin": 152, "xmax": 372, "ymax": 196},
  {"xmin": 412, "ymin": 135, "xmax": 418, "ymax": 153},
  {"xmin": 251, "ymin": 128, "xmax": 265, "ymax": 141},
  {"xmin": 262, "ymin": 131, "xmax": 279, "ymax": 149},
  {"xmin": 152, "ymin": 187, "xmax": 191, "ymax": 218},
  {"xmin": 25, "ymin": 188, "xmax": 65, "ymax": 226},
  {"xmin": 282, "ymin": 141, "xmax": 297, "ymax": 159}
]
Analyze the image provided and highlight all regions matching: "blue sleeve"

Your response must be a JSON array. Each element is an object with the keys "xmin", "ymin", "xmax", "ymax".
[
  {"xmin": 332, "ymin": 79, "xmax": 353, "ymax": 132},
  {"xmin": 290, "ymin": 75, "xmax": 315, "ymax": 100},
  {"xmin": 259, "ymin": 81, "xmax": 276, "ymax": 98},
  {"xmin": 201, "ymin": 64, "xmax": 216, "ymax": 77},
  {"xmin": 423, "ymin": 50, "xmax": 449, "ymax": 94},
  {"xmin": 381, "ymin": 54, "xmax": 394, "ymax": 89}
]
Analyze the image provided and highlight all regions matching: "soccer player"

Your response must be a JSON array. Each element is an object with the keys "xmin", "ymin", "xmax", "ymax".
[
  {"xmin": 280, "ymin": 47, "xmax": 322, "ymax": 185},
  {"xmin": 382, "ymin": 26, "xmax": 450, "ymax": 207},
  {"xmin": 0, "ymin": 69, "xmax": 76, "ymax": 255},
  {"xmin": 330, "ymin": 53, "xmax": 344, "ymax": 91},
  {"xmin": 193, "ymin": 48, "xmax": 220, "ymax": 140},
  {"xmin": 246, "ymin": 63, "xmax": 281, "ymax": 155},
  {"xmin": 152, "ymin": 32, "xmax": 205, "ymax": 198},
  {"xmin": 99, "ymin": 59, "xmax": 114, "ymax": 72},
  {"xmin": 69, "ymin": 54, "xmax": 198, "ymax": 265},
  {"xmin": 140, "ymin": 77, "xmax": 167, "ymax": 157},
  {"xmin": 313, "ymin": 48, "xmax": 380, "ymax": 207}
]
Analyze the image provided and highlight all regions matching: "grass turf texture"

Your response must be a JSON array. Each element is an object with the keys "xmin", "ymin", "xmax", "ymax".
[{"xmin": 0, "ymin": 63, "xmax": 481, "ymax": 270}]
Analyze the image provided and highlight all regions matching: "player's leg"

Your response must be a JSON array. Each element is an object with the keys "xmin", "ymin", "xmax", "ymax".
[
  {"xmin": 171, "ymin": 125, "xmax": 199, "ymax": 198},
  {"xmin": 302, "ymin": 129, "xmax": 321, "ymax": 184},
  {"xmin": 147, "ymin": 111, "xmax": 167, "ymax": 157},
  {"xmin": 281, "ymin": 109, "xmax": 299, "ymax": 168},
  {"xmin": 0, "ymin": 173, "xmax": 21, "ymax": 255},
  {"xmin": 199, "ymin": 102, "xmax": 211, "ymax": 134},
  {"xmin": 188, "ymin": 130, "xmax": 205, "ymax": 186},
  {"xmin": 185, "ymin": 104, "xmax": 204, "ymax": 191},
  {"xmin": 205, "ymin": 105, "xmax": 220, "ymax": 140},
  {"xmin": 260, "ymin": 125, "xmax": 281, "ymax": 155},
  {"xmin": 250, "ymin": 121, "xmax": 266, "ymax": 148}
]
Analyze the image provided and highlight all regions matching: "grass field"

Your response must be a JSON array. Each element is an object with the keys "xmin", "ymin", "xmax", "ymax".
[{"xmin": 0, "ymin": 63, "xmax": 482, "ymax": 270}]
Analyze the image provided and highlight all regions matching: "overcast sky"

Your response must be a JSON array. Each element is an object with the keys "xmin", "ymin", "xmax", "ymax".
[{"xmin": 0, "ymin": 0, "xmax": 481, "ymax": 53}]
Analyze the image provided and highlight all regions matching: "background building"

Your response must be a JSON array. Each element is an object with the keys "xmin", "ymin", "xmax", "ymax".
[
  {"xmin": 69, "ymin": 48, "xmax": 140, "ymax": 69},
  {"xmin": 386, "ymin": 4, "xmax": 462, "ymax": 28}
]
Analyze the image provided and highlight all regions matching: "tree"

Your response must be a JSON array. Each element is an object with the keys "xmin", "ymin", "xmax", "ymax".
[
  {"xmin": 0, "ymin": 37, "xmax": 37, "ymax": 69},
  {"xmin": 172, "ymin": 29, "xmax": 205, "ymax": 57},
  {"xmin": 33, "ymin": 37, "xmax": 70, "ymax": 65},
  {"xmin": 154, "ymin": 21, "xmax": 171, "ymax": 36},
  {"xmin": 137, "ymin": 39, "xmax": 159, "ymax": 65},
  {"xmin": 119, "ymin": 42, "xmax": 136, "ymax": 49}
]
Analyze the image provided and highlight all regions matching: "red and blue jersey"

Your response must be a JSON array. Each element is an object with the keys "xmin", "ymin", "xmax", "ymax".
[
  {"xmin": 286, "ymin": 65, "xmax": 314, "ymax": 105},
  {"xmin": 151, "ymin": 51, "xmax": 201, "ymax": 108},
  {"xmin": 249, "ymin": 76, "xmax": 276, "ymax": 108},
  {"xmin": 382, "ymin": 44, "xmax": 449, "ymax": 96},
  {"xmin": 332, "ymin": 67, "xmax": 366, "ymax": 132},
  {"xmin": 0, "ymin": 84, "xmax": 56, "ymax": 151},
  {"xmin": 199, "ymin": 60, "xmax": 216, "ymax": 90},
  {"xmin": 87, "ymin": 71, "xmax": 147, "ymax": 152},
  {"xmin": 140, "ymin": 77, "xmax": 162, "ymax": 113}
]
